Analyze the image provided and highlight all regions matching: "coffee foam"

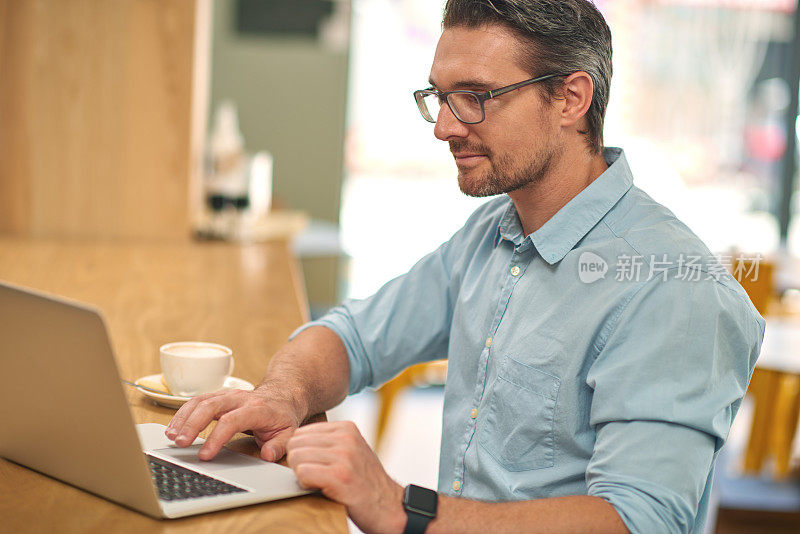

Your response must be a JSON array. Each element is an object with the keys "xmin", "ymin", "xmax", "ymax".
[{"xmin": 164, "ymin": 344, "xmax": 229, "ymax": 358}]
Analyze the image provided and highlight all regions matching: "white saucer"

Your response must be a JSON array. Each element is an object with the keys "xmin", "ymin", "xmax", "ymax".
[{"xmin": 134, "ymin": 374, "xmax": 255, "ymax": 409}]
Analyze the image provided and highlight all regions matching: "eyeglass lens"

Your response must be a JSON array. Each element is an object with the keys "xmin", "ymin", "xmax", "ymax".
[{"xmin": 418, "ymin": 92, "xmax": 483, "ymax": 124}]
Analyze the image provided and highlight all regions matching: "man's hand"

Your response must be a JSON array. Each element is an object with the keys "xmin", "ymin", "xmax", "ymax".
[
  {"xmin": 286, "ymin": 421, "xmax": 407, "ymax": 534},
  {"xmin": 165, "ymin": 384, "xmax": 306, "ymax": 462}
]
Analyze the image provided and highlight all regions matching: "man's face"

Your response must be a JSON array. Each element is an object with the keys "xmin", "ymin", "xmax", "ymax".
[{"xmin": 429, "ymin": 24, "xmax": 562, "ymax": 197}]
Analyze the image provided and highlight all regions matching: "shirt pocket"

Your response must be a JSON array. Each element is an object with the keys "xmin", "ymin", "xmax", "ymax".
[{"xmin": 478, "ymin": 355, "xmax": 560, "ymax": 471}]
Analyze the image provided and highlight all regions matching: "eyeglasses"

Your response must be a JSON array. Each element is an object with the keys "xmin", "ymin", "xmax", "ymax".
[{"xmin": 413, "ymin": 73, "xmax": 565, "ymax": 125}]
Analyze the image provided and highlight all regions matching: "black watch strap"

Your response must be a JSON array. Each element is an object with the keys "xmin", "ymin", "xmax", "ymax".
[
  {"xmin": 403, "ymin": 508, "xmax": 434, "ymax": 534},
  {"xmin": 403, "ymin": 484, "xmax": 437, "ymax": 534}
]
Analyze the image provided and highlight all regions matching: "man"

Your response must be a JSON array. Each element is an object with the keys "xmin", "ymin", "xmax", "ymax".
[{"xmin": 166, "ymin": 1, "xmax": 764, "ymax": 532}]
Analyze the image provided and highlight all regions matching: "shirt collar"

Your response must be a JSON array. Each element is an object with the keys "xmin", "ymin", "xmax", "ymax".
[{"xmin": 495, "ymin": 147, "xmax": 634, "ymax": 264}]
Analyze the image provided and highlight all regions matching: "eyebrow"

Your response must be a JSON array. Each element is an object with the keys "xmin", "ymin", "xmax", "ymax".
[{"xmin": 427, "ymin": 77, "xmax": 495, "ymax": 91}]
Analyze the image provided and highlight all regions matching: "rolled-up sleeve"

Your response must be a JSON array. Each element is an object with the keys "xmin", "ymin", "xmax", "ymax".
[
  {"xmin": 585, "ymin": 274, "xmax": 764, "ymax": 533},
  {"xmin": 291, "ymin": 227, "xmax": 471, "ymax": 394}
]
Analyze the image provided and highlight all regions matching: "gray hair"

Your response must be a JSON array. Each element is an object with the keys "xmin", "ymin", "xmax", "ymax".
[{"xmin": 443, "ymin": 0, "xmax": 612, "ymax": 154}]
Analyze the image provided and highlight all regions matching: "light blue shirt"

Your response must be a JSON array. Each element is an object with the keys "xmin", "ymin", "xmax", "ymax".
[{"xmin": 294, "ymin": 148, "xmax": 764, "ymax": 533}]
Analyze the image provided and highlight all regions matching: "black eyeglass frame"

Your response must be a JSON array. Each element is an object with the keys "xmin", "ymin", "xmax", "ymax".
[{"xmin": 413, "ymin": 73, "xmax": 568, "ymax": 125}]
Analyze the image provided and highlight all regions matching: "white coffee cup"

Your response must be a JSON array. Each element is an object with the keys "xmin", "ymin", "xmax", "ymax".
[{"xmin": 160, "ymin": 341, "xmax": 234, "ymax": 397}]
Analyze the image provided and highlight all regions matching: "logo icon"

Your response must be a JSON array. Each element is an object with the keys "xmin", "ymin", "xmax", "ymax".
[{"xmin": 578, "ymin": 252, "xmax": 608, "ymax": 284}]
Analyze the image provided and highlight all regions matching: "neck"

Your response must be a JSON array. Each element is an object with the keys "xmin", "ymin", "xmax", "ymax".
[{"xmin": 508, "ymin": 144, "xmax": 609, "ymax": 236}]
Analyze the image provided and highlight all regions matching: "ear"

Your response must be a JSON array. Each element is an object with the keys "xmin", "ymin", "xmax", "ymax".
[{"xmin": 558, "ymin": 71, "xmax": 594, "ymax": 128}]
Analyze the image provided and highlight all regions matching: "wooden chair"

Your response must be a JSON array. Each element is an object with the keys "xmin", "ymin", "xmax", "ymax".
[
  {"xmin": 374, "ymin": 360, "xmax": 448, "ymax": 450},
  {"xmin": 736, "ymin": 259, "xmax": 800, "ymax": 478}
]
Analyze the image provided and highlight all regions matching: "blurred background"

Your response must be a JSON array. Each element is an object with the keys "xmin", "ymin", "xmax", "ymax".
[{"xmin": 1, "ymin": 0, "xmax": 800, "ymax": 532}]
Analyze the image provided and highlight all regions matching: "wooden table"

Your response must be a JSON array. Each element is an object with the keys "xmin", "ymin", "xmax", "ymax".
[{"xmin": 0, "ymin": 237, "xmax": 347, "ymax": 533}]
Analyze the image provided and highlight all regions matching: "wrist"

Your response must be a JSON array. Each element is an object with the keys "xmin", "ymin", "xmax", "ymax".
[
  {"xmin": 390, "ymin": 482, "xmax": 408, "ymax": 534},
  {"xmin": 254, "ymin": 379, "xmax": 309, "ymax": 423}
]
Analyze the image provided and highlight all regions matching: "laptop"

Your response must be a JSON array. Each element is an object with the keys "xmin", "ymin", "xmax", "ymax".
[{"xmin": 0, "ymin": 280, "xmax": 311, "ymax": 518}]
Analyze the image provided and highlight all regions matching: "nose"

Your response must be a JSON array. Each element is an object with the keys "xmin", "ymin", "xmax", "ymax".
[{"xmin": 433, "ymin": 102, "xmax": 470, "ymax": 141}]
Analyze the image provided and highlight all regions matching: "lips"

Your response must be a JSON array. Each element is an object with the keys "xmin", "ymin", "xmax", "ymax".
[
  {"xmin": 449, "ymin": 140, "xmax": 491, "ymax": 168},
  {"xmin": 452, "ymin": 153, "xmax": 487, "ymax": 167}
]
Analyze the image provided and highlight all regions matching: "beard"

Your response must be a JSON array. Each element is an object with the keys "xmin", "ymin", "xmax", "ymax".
[{"xmin": 450, "ymin": 139, "xmax": 558, "ymax": 198}]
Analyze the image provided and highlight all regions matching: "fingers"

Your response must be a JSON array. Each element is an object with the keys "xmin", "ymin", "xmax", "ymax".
[
  {"xmin": 167, "ymin": 392, "xmax": 246, "ymax": 447},
  {"xmin": 259, "ymin": 426, "xmax": 295, "ymax": 462},
  {"xmin": 286, "ymin": 444, "xmax": 340, "ymax": 469},
  {"xmin": 284, "ymin": 420, "xmax": 401, "ymax": 534},
  {"xmin": 288, "ymin": 449, "xmax": 363, "ymax": 505},
  {"xmin": 286, "ymin": 431, "xmax": 339, "ymax": 451},
  {"xmin": 285, "ymin": 421, "xmax": 366, "ymax": 486},
  {"xmin": 287, "ymin": 421, "xmax": 365, "ymax": 456},
  {"xmin": 165, "ymin": 391, "xmax": 227, "ymax": 439},
  {"xmin": 291, "ymin": 420, "xmax": 362, "ymax": 443},
  {"xmin": 292, "ymin": 463, "xmax": 341, "ymax": 496},
  {"xmin": 293, "ymin": 420, "xmax": 353, "ymax": 434},
  {"xmin": 198, "ymin": 405, "xmax": 276, "ymax": 461}
]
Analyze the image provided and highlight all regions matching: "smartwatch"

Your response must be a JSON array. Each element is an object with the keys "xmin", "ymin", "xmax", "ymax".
[{"xmin": 403, "ymin": 484, "xmax": 438, "ymax": 534}]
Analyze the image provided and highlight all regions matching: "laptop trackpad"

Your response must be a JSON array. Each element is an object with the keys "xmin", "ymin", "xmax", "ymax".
[
  {"xmin": 137, "ymin": 423, "xmax": 272, "ymax": 471},
  {"xmin": 136, "ymin": 424, "xmax": 306, "ymax": 495},
  {"xmin": 153, "ymin": 445, "xmax": 269, "ymax": 472}
]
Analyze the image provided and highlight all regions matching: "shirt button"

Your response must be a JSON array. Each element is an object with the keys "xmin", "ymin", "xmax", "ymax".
[
  {"xmin": 470, "ymin": 408, "xmax": 477, "ymax": 419},
  {"xmin": 510, "ymin": 266, "xmax": 521, "ymax": 276},
  {"xmin": 485, "ymin": 337, "xmax": 493, "ymax": 348},
  {"xmin": 452, "ymin": 480, "xmax": 461, "ymax": 492}
]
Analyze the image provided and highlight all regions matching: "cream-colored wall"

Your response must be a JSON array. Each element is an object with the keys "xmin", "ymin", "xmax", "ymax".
[{"xmin": 209, "ymin": 1, "xmax": 349, "ymax": 224}]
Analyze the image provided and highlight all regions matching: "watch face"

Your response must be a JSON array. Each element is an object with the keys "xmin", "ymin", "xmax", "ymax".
[{"xmin": 405, "ymin": 484, "xmax": 438, "ymax": 516}]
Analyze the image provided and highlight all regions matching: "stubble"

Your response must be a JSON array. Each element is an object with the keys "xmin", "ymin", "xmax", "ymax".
[{"xmin": 452, "ymin": 139, "xmax": 559, "ymax": 198}]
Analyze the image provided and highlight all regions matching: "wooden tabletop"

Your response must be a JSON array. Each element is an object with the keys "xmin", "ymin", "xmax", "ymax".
[{"xmin": 0, "ymin": 237, "xmax": 347, "ymax": 533}]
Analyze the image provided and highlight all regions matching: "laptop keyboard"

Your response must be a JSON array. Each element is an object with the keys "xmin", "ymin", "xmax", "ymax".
[{"xmin": 147, "ymin": 454, "xmax": 248, "ymax": 501}]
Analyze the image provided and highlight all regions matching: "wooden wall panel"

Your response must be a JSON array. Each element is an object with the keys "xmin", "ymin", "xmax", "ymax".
[{"xmin": 0, "ymin": 0, "xmax": 209, "ymax": 239}]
